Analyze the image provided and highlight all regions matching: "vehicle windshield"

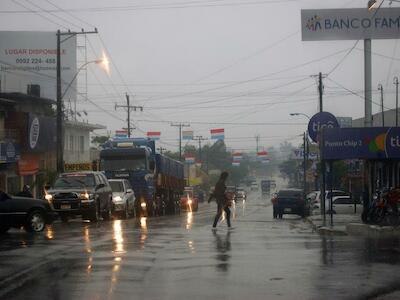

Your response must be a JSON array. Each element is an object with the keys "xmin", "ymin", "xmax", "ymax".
[
  {"xmin": 54, "ymin": 175, "xmax": 95, "ymax": 188},
  {"xmin": 101, "ymin": 157, "xmax": 147, "ymax": 171},
  {"xmin": 110, "ymin": 181, "xmax": 124, "ymax": 192},
  {"xmin": 278, "ymin": 190, "xmax": 302, "ymax": 198}
]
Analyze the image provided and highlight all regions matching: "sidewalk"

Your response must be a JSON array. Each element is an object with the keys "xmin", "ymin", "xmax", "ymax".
[
  {"xmin": 307, "ymin": 212, "xmax": 361, "ymax": 235},
  {"xmin": 307, "ymin": 211, "xmax": 400, "ymax": 237}
]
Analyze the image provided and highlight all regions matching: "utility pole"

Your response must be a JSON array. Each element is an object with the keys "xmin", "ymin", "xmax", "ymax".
[
  {"xmin": 394, "ymin": 77, "xmax": 399, "ymax": 126},
  {"xmin": 115, "ymin": 93, "xmax": 143, "ymax": 138},
  {"xmin": 255, "ymin": 135, "xmax": 260, "ymax": 153},
  {"xmin": 171, "ymin": 123, "xmax": 190, "ymax": 161},
  {"xmin": 311, "ymin": 73, "xmax": 326, "ymax": 112},
  {"xmin": 194, "ymin": 136, "xmax": 207, "ymax": 163},
  {"xmin": 378, "ymin": 84, "xmax": 384, "ymax": 126},
  {"xmin": 157, "ymin": 147, "xmax": 166, "ymax": 155},
  {"xmin": 57, "ymin": 28, "xmax": 97, "ymax": 173},
  {"xmin": 303, "ymin": 132, "xmax": 307, "ymax": 198}
]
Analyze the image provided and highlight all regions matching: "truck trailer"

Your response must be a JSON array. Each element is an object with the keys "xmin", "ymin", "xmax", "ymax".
[{"xmin": 100, "ymin": 138, "xmax": 184, "ymax": 216}]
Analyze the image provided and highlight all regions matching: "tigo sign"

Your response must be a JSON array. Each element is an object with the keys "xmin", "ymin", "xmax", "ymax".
[{"xmin": 308, "ymin": 112, "xmax": 339, "ymax": 143}]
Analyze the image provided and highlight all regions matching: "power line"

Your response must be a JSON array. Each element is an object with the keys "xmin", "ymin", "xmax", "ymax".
[{"xmin": 2, "ymin": 0, "xmax": 298, "ymax": 14}]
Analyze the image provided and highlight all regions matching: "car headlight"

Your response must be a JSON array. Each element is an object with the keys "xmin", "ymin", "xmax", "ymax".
[
  {"xmin": 141, "ymin": 202, "xmax": 147, "ymax": 208},
  {"xmin": 45, "ymin": 194, "xmax": 53, "ymax": 201},
  {"xmin": 187, "ymin": 199, "xmax": 193, "ymax": 205},
  {"xmin": 113, "ymin": 196, "xmax": 123, "ymax": 202},
  {"xmin": 80, "ymin": 192, "xmax": 94, "ymax": 200}
]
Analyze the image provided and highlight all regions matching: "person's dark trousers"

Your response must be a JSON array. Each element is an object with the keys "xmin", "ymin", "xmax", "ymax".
[{"xmin": 213, "ymin": 203, "xmax": 231, "ymax": 228}]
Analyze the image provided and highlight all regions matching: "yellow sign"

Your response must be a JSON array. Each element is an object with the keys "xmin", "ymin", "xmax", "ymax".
[{"xmin": 64, "ymin": 163, "xmax": 92, "ymax": 172}]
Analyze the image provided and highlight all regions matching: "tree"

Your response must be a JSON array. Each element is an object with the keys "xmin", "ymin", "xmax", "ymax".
[{"xmin": 91, "ymin": 135, "xmax": 109, "ymax": 145}]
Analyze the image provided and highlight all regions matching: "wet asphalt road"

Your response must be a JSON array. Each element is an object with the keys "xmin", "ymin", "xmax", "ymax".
[{"xmin": 1, "ymin": 192, "xmax": 400, "ymax": 300}]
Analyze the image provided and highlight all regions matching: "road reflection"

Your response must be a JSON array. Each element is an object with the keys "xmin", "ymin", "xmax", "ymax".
[
  {"xmin": 140, "ymin": 217, "xmax": 148, "ymax": 249},
  {"xmin": 113, "ymin": 220, "xmax": 125, "ymax": 254},
  {"xmin": 45, "ymin": 225, "xmax": 54, "ymax": 240},
  {"xmin": 213, "ymin": 230, "xmax": 231, "ymax": 272},
  {"xmin": 186, "ymin": 212, "xmax": 193, "ymax": 230}
]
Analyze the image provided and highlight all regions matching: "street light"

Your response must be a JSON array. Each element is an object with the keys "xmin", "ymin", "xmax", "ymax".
[
  {"xmin": 289, "ymin": 112, "xmax": 311, "ymax": 120},
  {"xmin": 62, "ymin": 57, "xmax": 108, "ymax": 99}
]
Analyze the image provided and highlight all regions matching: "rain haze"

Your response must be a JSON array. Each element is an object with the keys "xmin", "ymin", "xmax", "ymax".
[{"xmin": 0, "ymin": 0, "xmax": 399, "ymax": 150}]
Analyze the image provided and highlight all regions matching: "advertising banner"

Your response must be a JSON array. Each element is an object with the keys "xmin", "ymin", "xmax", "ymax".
[
  {"xmin": 322, "ymin": 127, "xmax": 400, "ymax": 160},
  {"xmin": 0, "ymin": 142, "xmax": 20, "ymax": 163},
  {"xmin": 308, "ymin": 112, "xmax": 339, "ymax": 143},
  {"xmin": 0, "ymin": 31, "xmax": 77, "ymax": 101},
  {"xmin": 27, "ymin": 114, "xmax": 56, "ymax": 152},
  {"xmin": 301, "ymin": 8, "xmax": 400, "ymax": 41},
  {"xmin": 147, "ymin": 131, "xmax": 161, "ymax": 140}
]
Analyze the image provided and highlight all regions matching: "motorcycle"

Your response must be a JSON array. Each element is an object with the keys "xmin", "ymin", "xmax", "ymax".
[{"xmin": 365, "ymin": 188, "xmax": 400, "ymax": 226}]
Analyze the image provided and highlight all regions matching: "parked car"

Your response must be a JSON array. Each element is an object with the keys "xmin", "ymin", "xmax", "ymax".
[
  {"xmin": 109, "ymin": 179, "xmax": 135, "ymax": 219},
  {"xmin": 250, "ymin": 182, "xmax": 258, "ymax": 191},
  {"xmin": 45, "ymin": 171, "xmax": 113, "ymax": 222},
  {"xmin": 274, "ymin": 188, "xmax": 309, "ymax": 218},
  {"xmin": 181, "ymin": 188, "xmax": 199, "ymax": 211},
  {"xmin": 0, "ymin": 192, "xmax": 56, "ymax": 233},
  {"xmin": 235, "ymin": 188, "xmax": 247, "ymax": 201},
  {"xmin": 310, "ymin": 190, "xmax": 354, "ymax": 213}
]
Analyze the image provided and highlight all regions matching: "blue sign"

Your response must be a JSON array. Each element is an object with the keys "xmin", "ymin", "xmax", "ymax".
[
  {"xmin": 0, "ymin": 142, "xmax": 20, "ymax": 163},
  {"xmin": 322, "ymin": 127, "xmax": 400, "ymax": 160},
  {"xmin": 308, "ymin": 112, "xmax": 339, "ymax": 142}
]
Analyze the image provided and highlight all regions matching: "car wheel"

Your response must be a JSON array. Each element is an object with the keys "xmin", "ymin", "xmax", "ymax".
[
  {"xmin": 122, "ymin": 203, "xmax": 129, "ymax": 219},
  {"xmin": 89, "ymin": 201, "xmax": 100, "ymax": 223},
  {"xmin": 102, "ymin": 199, "xmax": 112, "ymax": 221},
  {"xmin": 0, "ymin": 224, "xmax": 10, "ymax": 234},
  {"xmin": 25, "ymin": 210, "xmax": 46, "ymax": 232}
]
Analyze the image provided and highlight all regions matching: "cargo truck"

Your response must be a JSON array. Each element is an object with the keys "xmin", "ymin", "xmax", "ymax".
[{"xmin": 100, "ymin": 138, "xmax": 185, "ymax": 216}]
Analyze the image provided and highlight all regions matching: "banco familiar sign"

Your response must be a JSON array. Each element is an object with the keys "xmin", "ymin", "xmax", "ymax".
[{"xmin": 301, "ymin": 8, "xmax": 400, "ymax": 41}]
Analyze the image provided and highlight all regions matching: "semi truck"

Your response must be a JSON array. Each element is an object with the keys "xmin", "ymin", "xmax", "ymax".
[{"xmin": 99, "ymin": 138, "xmax": 185, "ymax": 216}]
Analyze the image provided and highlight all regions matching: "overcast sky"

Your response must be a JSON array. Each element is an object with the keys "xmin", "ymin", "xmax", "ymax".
[{"xmin": 1, "ymin": 0, "xmax": 400, "ymax": 152}]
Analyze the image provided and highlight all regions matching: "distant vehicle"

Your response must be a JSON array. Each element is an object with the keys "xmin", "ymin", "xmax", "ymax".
[
  {"xmin": 250, "ymin": 182, "xmax": 258, "ymax": 191},
  {"xmin": 235, "ymin": 188, "xmax": 247, "ymax": 201},
  {"xmin": 45, "ymin": 171, "xmax": 113, "ymax": 223},
  {"xmin": 261, "ymin": 180, "xmax": 273, "ymax": 195},
  {"xmin": 274, "ymin": 188, "xmax": 309, "ymax": 218},
  {"xmin": 181, "ymin": 187, "xmax": 198, "ymax": 211},
  {"xmin": 0, "ymin": 192, "xmax": 56, "ymax": 233},
  {"xmin": 226, "ymin": 186, "xmax": 237, "ymax": 202},
  {"xmin": 109, "ymin": 179, "xmax": 136, "ymax": 219}
]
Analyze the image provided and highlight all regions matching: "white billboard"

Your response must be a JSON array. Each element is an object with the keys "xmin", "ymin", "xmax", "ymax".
[
  {"xmin": 301, "ymin": 8, "xmax": 400, "ymax": 41},
  {"xmin": 0, "ymin": 31, "xmax": 77, "ymax": 101}
]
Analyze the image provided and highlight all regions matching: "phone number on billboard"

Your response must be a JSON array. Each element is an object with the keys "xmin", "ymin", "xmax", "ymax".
[{"xmin": 15, "ymin": 58, "xmax": 56, "ymax": 64}]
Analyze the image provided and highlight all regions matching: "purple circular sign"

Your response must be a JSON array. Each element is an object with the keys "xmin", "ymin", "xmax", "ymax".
[{"xmin": 307, "ymin": 112, "xmax": 339, "ymax": 142}]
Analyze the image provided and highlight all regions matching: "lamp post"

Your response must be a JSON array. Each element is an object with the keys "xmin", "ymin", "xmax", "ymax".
[
  {"xmin": 289, "ymin": 112, "xmax": 311, "ymax": 120},
  {"xmin": 394, "ymin": 76, "xmax": 399, "ymax": 126},
  {"xmin": 56, "ymin": 29, "xmax": 98, "ymax": 173},
  {"xmin": 378, "ymin": 83, "xmax": 384, "ymax": 126}
]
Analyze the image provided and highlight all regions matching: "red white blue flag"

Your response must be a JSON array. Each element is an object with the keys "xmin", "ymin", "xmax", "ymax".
[
  {"xmin": 147, "ymin": 131, "xmax": 161, "ymax": 140},
  {"xmin": 115, "ymin": 130, "xmax": 128, "ymax": 139},
  {"xmin": 185, "ymin": 156, "xmax": 195, "ymax": 164},
  {"xmin": 211, "ymin": 128, "xmax": 225, "ymax": 140},
  {"xmin": 232, "ymin": 152, "xmax": 243, "ymax": 161}
]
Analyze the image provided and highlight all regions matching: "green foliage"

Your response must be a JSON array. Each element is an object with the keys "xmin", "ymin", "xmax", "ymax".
[{"xmin": 91, "ymin": 135, "xmax": 110, "ymax": 145}]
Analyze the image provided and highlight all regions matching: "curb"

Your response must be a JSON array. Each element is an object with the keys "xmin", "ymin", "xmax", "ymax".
[
  {"xmin": 305, "ymin": 217, "xmax": 348, "ymax": 236},
  {"xmin": 347, "ymin": 223, "xmax": 400, "ymax": 237}
]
